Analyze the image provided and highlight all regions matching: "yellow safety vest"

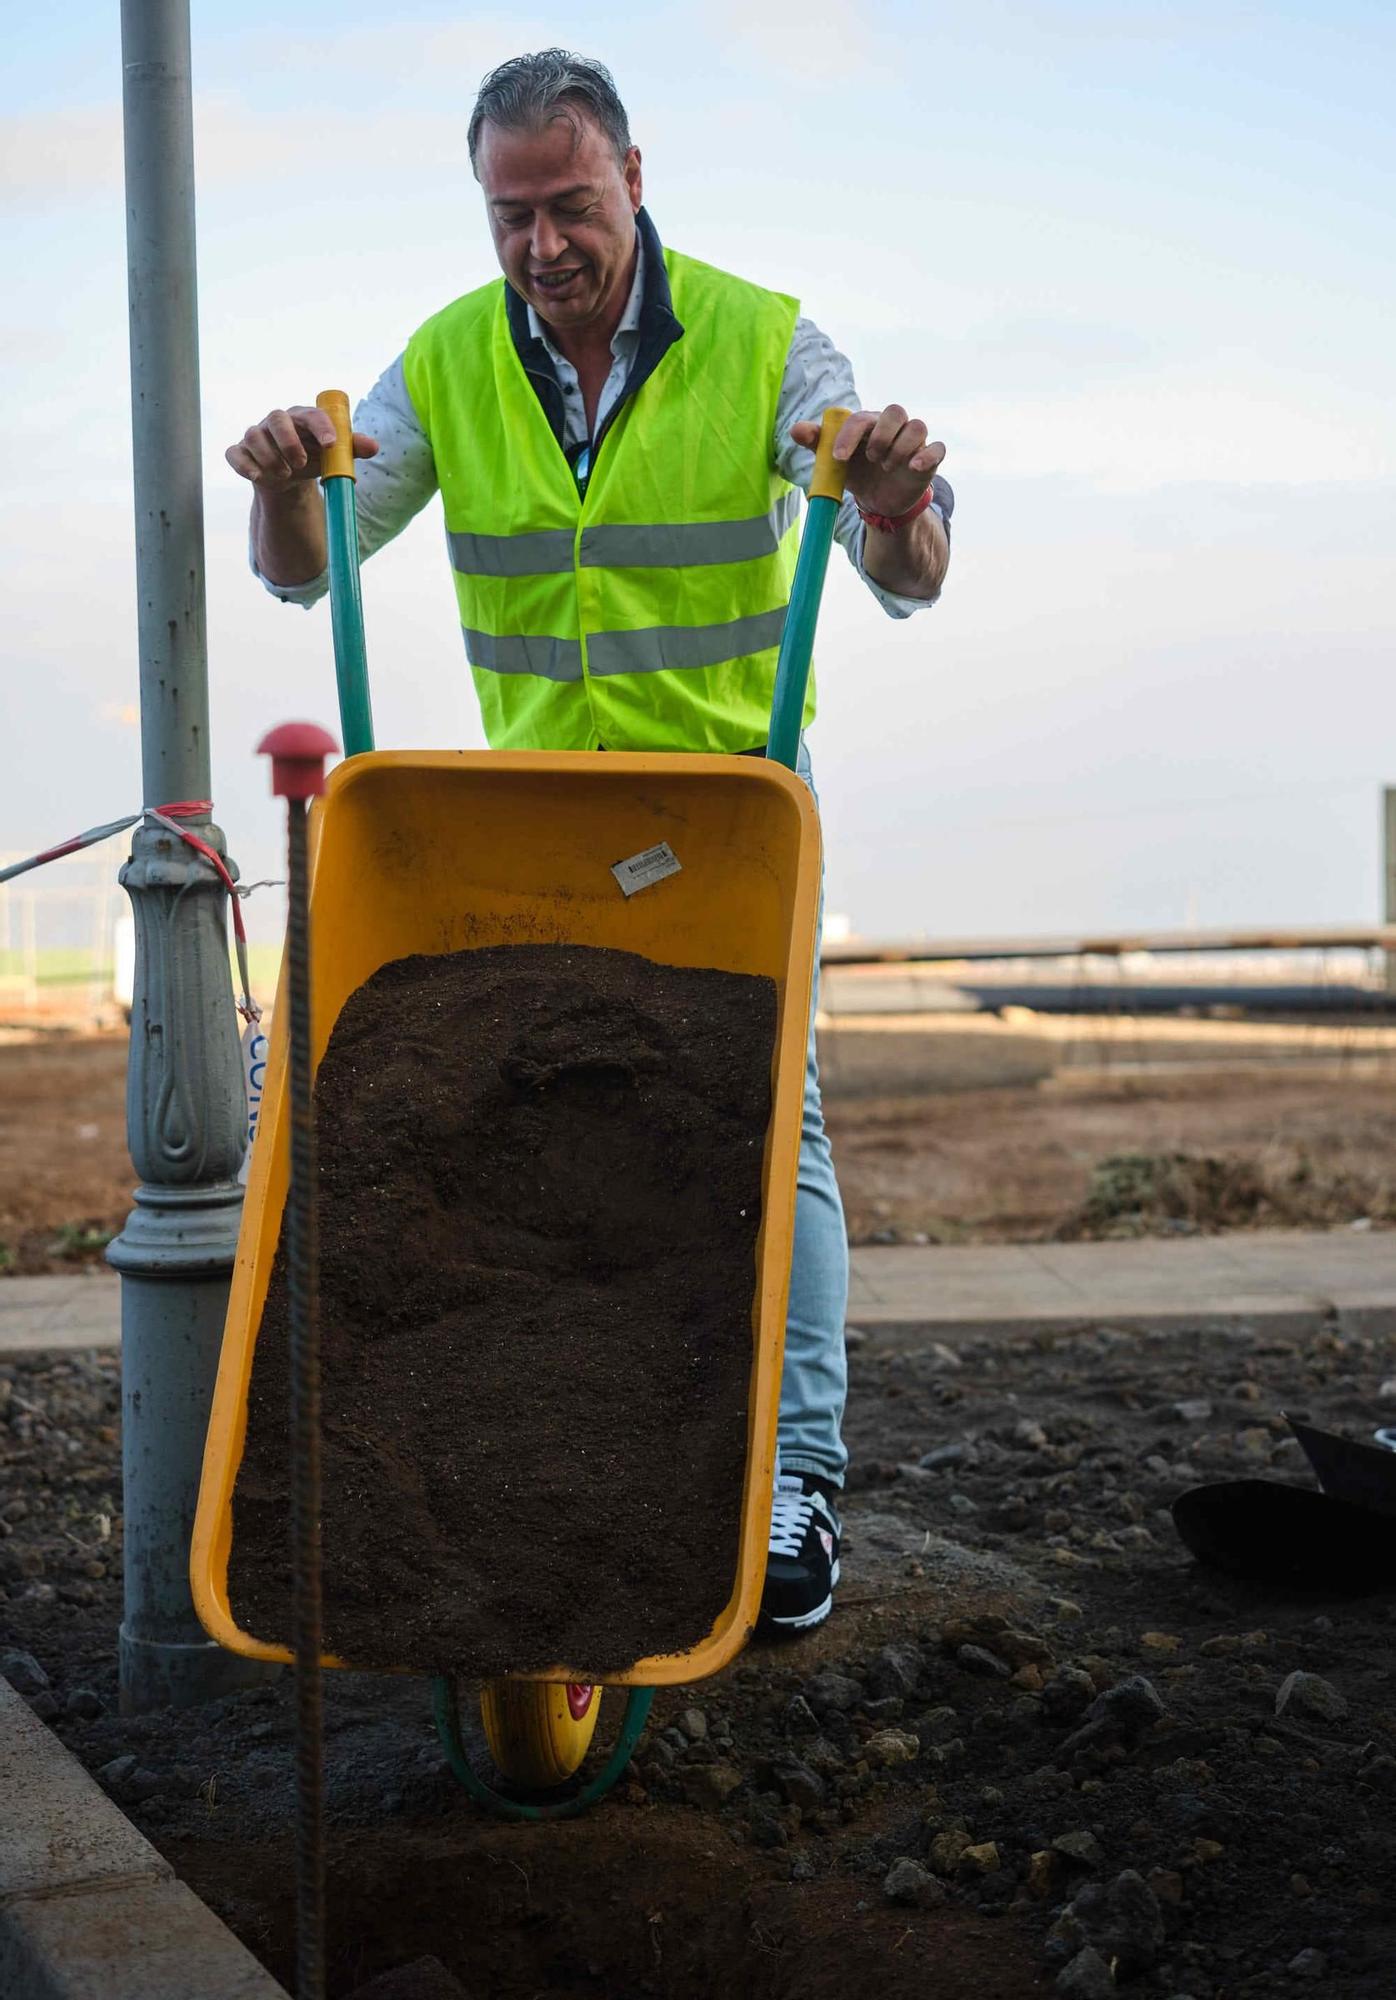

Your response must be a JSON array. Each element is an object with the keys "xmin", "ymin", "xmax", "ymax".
[{"xmin": 402, "ymin": 248, "xmax": 807, "ymax": 752}]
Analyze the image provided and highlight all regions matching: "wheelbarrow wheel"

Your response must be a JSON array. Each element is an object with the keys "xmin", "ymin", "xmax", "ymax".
[{"xmin": 480, "ymin": 1678, "xmax": 602, "ymax": 1789}]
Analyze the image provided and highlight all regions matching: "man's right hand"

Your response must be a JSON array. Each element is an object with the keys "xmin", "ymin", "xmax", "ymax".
[{"xmin": 226, "ymin": 405, "xmax": 379, "ymax": 491}]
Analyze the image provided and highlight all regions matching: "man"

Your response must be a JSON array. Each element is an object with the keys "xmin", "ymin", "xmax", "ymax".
[{"xmin": 229, "ymin": 50, "xmax": 952, "ymax": 1635}]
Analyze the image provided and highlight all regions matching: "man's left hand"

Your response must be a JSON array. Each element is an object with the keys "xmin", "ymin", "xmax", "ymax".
[{"xmin": 790, "ymin": 406, "xmax": 945, "ymax": 520}]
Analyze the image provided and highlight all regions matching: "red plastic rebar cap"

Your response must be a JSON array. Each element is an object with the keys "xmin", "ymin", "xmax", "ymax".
[{"xmin": 256, "ymin": 721, "xmax": 341, "ymax": 800}]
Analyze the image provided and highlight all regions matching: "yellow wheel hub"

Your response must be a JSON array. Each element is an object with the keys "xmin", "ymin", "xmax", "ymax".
[{"xmin": 480, "ymin": 1678, "xmax": 603, "ymax": 1789}]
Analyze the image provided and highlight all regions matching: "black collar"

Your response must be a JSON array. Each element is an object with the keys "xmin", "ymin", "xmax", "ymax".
[{"xmin": 503, "ymin": 206, "xmax": 685, "ymax": 467}]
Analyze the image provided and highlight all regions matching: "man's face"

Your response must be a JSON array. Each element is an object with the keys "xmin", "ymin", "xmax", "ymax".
[{"xmin": 477, "ymin": 112, "xmax": 643, "ymax": 335}]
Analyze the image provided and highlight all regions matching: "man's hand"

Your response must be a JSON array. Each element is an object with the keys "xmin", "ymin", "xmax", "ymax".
[
  {"xmin": 790, "ymin": 405, "xmax": 944, "ymax": 521},
  {"xmin": 231, "ymin": 404, "xmax": 379, "ymax": 590},
  {"xmin": 226, "ymin": 405, "xmax": 379, "ymax": 492}
]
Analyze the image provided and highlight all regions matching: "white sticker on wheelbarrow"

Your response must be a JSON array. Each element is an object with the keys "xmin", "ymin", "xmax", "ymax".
[{"xmin": 611, "ymin": 841, "xmax": 682, "ymax": 897}]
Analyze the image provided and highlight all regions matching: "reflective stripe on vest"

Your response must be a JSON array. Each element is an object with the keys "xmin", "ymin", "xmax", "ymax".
[
  {"xmin": 403, "ymin": 247, "xmax": 808, "ymax": 754},
  {"xmin": 446, "ymin": 490, "xmax": 802, "ymax": 579}
]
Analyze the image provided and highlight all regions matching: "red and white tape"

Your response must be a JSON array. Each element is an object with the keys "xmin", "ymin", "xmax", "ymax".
[{"xmin": 0, "ymin": 799, "xmax": 263, "ymax": 1023}]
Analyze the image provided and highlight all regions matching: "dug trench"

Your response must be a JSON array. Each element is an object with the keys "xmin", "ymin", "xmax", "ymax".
[{"xmin": 6, "ymin": 1312, "xmax": 1396, "ymax": 1995}]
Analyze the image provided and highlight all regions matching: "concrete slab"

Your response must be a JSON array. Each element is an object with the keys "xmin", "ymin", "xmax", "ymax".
[
  {"xmin": 0, "ymin": 1277, "xmax": 120, "ymax": 1354},
  {"xmin": 847, "ymin": 1228, "xmax": 1396, "ymax": 1345},
  {"xmin": 0, "ymin": 1684, "xmax": 286, "ymax": 2000},
  {"xmin": 3, "ymin": 1230, "xmax": 1396, "ymax": 1356}
]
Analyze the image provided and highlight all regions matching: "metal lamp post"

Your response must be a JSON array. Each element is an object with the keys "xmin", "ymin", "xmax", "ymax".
[{"xmin": 110, "ymin": 0, "xmax": 271, "ymax": 1710}]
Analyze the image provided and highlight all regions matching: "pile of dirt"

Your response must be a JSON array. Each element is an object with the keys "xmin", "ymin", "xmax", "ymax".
[
  {"xmin": 1055, "ymin": 1148, "xmax": 1396, "ymax": 1242},
  {"xmin": 228, "ymin": 943, "xmax": 775, "ymax": 1676}
]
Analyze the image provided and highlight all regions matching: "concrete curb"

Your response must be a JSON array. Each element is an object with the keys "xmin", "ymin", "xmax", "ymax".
[{"xmin": 0, "ymin": 1681, "xmax": 287, "ymax": 1999}]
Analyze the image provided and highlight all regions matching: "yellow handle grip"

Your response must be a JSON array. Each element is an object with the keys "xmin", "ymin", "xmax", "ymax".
[
  {"xmin": 315, "ymin": 389, "xmax": 356, "ymax": 481},
  {"xmin": 809, "ymin": 405, "xmax": 852, "ymax": 503}
]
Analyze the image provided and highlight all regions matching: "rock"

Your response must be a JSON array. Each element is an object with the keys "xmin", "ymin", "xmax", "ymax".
[
  {"xmin": 1192, "ymin": 1838, "xmax": 1225, "ymax": 1863},
  {"xmin": 1, "ymin": 1649, "xmax": 49, "ymax": 1696},
  {"xmin": 1095, "ymin": 1675, "xmax": 1166, "ymax": 1732},
  {"xmin": 919, "ymin": 1705, "xmax": 960, "ymax": 1743},
  {"xmin": 1028, "ymin": 1849, "xmax": 1066, "ymax": 1898},
  {"xmin": 1014, "ymin": 1419, "xmax": 1049, "ymax": 1449},
  {"xmin": 801, "ymin": 1736, "xmax": 847, "ymax": 1778},
  {"xmin": 843, "ymin": 1325, "xmax": 869, "ymax": 1350},
  {"xmin": 1287, "ymin": 1949, "xmax": 1328, "ymax": 1980},
  {"xmin": 864, "ymin": 1728, "xmax": 919, "ymax": 1769},
  {"xmin": 1103, "ymin": 1869, "xmax": 1164, "ymax": 1969},
  {"xmin": 774, "ymin": 1761, "xmax": 826, "ymax": 1812},
  {"xmin": 883, "ymin": 1856, "xmax": 945, "ymax": 1908},
  {"xmin": 1056, "ymin": 1946, "xmax": 1116, "ymax": 1997},
  {"xmin": 804, "ymin": 1671, "xmax": 863, "ymax": 1715},
  {"xmin": 676, "ymin": 1707, "xmax": 708, "ymax": 1742},
  {"xmin": 948, "ymin": 1491, "xmax": 978, "ymax": 1516},
  {"xmin": 1140, "ymin": 1632, "xmax": 1180, "ymax": 1654},
  {"xmin": 862, "ymin": 1695, "xmax": 905, "ymax": 1722},
  {"xmin": 345, "ymin": 1958, "xmax": 470, "ymax": 2000},
  {"xmin": 788, "ymin": 1851, "xmax": 816, "ymax": 1881},
  {"xmin": 924, "ymin": 1343, "xmax": 964, "ymax": 1371},
  {"xmin": 1053, "ymin": 1831, "xmax": 1105, "ymax": 1870},
  {"xmin": 784, "ymin": 1694, "xmax": 819, "ymax": 1735},
  {"xmin": 66, "ymin": 1687, "xmax": 104, "ymax": 1719},
  {"xmin": 918, "ymin": 1443, "xmax": 968, "ymax": 1470},
  {"xmin": 959, "ymin": 1841, "xmax": 1001, "ymax": 1875},
  {"xmin": 958, "ymin": 1644, "xmax": 1012, "ymax": 1679},
  {"xmin": 928, "ymin": 1828, "xmax": 972, "ymax": 1875},
  {"xmin": 868, "ymin": 1643, "xmax": 922, "ymax": 1700},
  {"xmin": 126, "ymin": 1767, "xmax": 163, "ymax": 1802},
  {"xmin": 1172, "ymin": 1399, "xmax": 1213, "ymax": 1422},
  {"xmin": 682, "ymin": 1761, "xmax": 744, "ymax": 1809},
  {"xmin": 1275, "ymin": 1671, "xmax": 1348, "ymax": 1724},
  {"xmin": 98, "ymin": 1753, "xmax": 138, "ymax": 1791},
  {"xmin": 28, "ymin": 1691, "xmax": 61, "ymax": 1722},
  {"xmin": 1147, "ymin": 1867, "xmax": 1184, "ymax": 1906},
  {"xmin": 1042, "ymin": 1667, "xmax": 1096, "ymax": 1720}
]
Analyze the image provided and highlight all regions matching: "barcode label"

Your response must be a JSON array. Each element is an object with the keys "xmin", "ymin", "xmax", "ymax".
[{"xmin": 611, "ymin": 841, "xmax": 682, "ymax": 897}]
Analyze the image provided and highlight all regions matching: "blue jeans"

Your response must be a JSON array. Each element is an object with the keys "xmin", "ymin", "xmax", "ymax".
[{"xmin": 778, "ymin": 746, "xmax": 849, "ymax": 1490}]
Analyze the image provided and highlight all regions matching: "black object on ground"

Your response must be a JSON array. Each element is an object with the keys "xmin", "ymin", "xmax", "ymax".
[{"xmin": 1173, "ymin": 1414, "xmax": 1396, "ymax": 1590}]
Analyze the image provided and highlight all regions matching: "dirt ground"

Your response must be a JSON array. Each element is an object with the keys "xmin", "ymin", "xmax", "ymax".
[
  {"xmin": 6, "ymin": 1032, "xmax": 1396, "ymax": 1274},
  {"xmin": 5, "ymin": 1317, "xmax": 1396, "ymax": 1997}
]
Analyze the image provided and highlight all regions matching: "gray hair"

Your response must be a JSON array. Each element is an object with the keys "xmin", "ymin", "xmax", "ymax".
[{"xmin": 468, "ymin": 51, "xmax": 632, "ymax": 173}]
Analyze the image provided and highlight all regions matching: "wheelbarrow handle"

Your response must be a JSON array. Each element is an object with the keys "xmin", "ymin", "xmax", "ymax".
[
  {"xmin": 316, "ymin": 388, "xmax": 375, "ymax": 758},
  {"xmin": 766, "ymin": 407, "xmax": 851, "ymax": 770}
]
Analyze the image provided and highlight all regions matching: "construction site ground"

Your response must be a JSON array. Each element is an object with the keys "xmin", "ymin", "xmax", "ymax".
[
  {"xmin": 5, "ymin": 1025, "xmax": 1396, "ymax": 1278},
  {"xmin": 4, "ymin": 1022, "xmax": 1396, "ymax": 1996}
]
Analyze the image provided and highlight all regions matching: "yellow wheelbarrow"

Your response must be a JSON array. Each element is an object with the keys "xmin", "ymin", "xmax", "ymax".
[{"xmin": 191, "ymin": 394, "xmax": 850, "ymax": 1819}]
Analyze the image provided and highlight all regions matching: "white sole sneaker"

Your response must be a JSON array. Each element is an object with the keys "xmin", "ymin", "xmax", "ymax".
[{"xmin": 761, "ymin": 1559, "xmax": 841, "ymax": 1632}]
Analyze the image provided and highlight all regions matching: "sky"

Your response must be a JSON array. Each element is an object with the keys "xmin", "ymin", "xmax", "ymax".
[{"xmin": 4, "ymin": 0, "xmax": 1394, "ymax": 948}]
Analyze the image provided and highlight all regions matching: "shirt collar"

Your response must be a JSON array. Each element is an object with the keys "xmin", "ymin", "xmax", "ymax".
[{"xmin": 526, "ymin": 228, "xmax": 646, "ymax": 362}]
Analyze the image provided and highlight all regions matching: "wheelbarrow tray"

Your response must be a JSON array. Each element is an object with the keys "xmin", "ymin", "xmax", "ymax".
[{"xmin": 192, "ymin": 747, "xmax": 821, "ymax": 1686}]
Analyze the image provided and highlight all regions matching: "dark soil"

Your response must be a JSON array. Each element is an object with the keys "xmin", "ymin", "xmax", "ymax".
[
  {"xmin": 229, "ymin": 943, "xmax": 775, "ymax": 1676},
  {"xmin": 6, "ymin": 1305, "xmax": 1396, "ymax": 1996}
]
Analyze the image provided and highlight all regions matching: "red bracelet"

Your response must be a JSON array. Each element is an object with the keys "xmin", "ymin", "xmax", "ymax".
[{"xmin": 856, "ymin": 487, "xmax": 934, "ymax": 535}]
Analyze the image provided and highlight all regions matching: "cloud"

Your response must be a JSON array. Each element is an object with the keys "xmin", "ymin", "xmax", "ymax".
[{"xmin": 948, "ymin": 370, "xmax": 1395, "ymax": 490}]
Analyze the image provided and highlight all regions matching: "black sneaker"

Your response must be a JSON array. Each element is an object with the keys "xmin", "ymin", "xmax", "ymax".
[{"xmin": 760, "ymin": 1472, "xmax": 841, "ymax": 1633}]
